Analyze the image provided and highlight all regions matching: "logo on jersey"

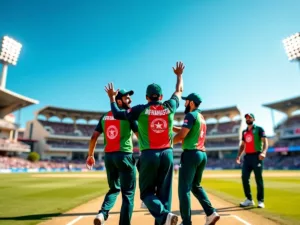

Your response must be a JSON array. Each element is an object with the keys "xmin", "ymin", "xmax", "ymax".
[
  {"xmin": 245, "ymin": 135, "xmax": 253, "ymax": 143},
  {"xmin": 183, "ymin": 119, "xmax": 188, "ymax": 126},
  {"xmin": 150, "ymin": 118, "xmax": 167, "ymax": 133},
  {"xmin": 107, "ymin": 125, "xmax": 118, "ymax": 139}
]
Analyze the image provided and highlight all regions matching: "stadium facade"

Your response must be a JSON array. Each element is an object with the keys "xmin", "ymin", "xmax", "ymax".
[{"xmin": 24, "ymin": 105, "xmax": 243, "ymax": 166}]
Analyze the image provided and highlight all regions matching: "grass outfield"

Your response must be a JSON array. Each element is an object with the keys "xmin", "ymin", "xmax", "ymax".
[
  {"xmin": 202, "ymin": 170, "xmax": 300, "ymax": 225},
  {"xmin": 0, "ymin": 171, "xmax": 299, "ymax": 225},
  {"xmin": 0, "ymin": 172, "xmax": 108, "ymax": 225}
]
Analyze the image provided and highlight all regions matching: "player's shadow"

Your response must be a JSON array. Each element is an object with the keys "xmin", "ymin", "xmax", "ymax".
[
  {"xmin": 0, "ymin": 210, "xmax": 148, "ymax": 221},
  {"xmin": 165, "ymin": 206, "xmax": 255, "ymax": 216}
]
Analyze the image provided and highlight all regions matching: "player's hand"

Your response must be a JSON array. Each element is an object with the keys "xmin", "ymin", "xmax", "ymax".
[
  {"xmin": 259, "ymin": 153, "xmax": 266, "ymax": 160},
  {"xmin": 86, "ymin": 155, "xmax": 95, "ymax": 170},
  {"xmin": 105, "ymin": 83, "xmax": 119, "ymax": 98},
  {"xmin": 173, "ymin": 61, "xmax": 185, "ymax": 76},
  {"xmin": 236, "ymin": 156, "xmax": 241, "ymax": 164}
]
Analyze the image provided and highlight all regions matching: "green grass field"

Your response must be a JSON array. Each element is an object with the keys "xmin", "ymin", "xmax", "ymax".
[
  {"xmin": 202, "ymin": 170, "xmax": 300, "ymax": 225},
  {"xmin": 0, "ymin": 172, "xmax": 108, "ymax": 225},
  {"xmin": 0, "ymin": 171, "xmax": 299, "ymax": 225}
]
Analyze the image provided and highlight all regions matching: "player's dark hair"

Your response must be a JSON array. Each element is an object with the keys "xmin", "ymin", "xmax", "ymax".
[
  {"xmin": 148, "ymin": 96, "xmax": 160, "ymax": 101},
  {"xmin": 194, "ymin": 102, "xmax": 201, "ymax": 108}
]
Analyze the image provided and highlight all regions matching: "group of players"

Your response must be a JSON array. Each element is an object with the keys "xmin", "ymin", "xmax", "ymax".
[{"xmin": 86, "ymin": 61, "xmax": 268, "ymax": 225}]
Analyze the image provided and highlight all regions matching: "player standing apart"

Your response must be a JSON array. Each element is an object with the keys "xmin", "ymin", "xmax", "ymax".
[
  {"xmin": 105, "ymin": 61, "xmax": 184, "ymax": 225},
  {"xmin": 86, "ymin": 89, "xmax": 138, "ymax": 225},
  {"xmin": 173, "ymin": 93, "xmax": 220, "ymax": 225},
  {"xmin": 236, "ymin": 113, "xmax": 268, "ymax": 208}
]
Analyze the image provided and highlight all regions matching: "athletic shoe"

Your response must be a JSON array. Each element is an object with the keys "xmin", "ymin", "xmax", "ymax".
[
  {"xmin": 257, "ymin": 201, "xmax": 265, "ymax": 208},
  {"xmin": 165, "ymin": 213, "xmax": 178, "ymax": 225},
  {"xmin": 94, "ymin": 212, "xmax": 105, "ymax": 225},
  {"xmin": 205, "ymin": 212, "xmax": 220, "ymax": 225},
  {"xmin": 240, "ymin": 199, "xmax": 255, "ymax": 207}
]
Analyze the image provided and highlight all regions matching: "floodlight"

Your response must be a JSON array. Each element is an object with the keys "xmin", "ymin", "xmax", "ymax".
[
  {"xmin": 0, "ymin": 36, "xmax": 22, "ymax": 66},
  {"xmin": 0, "ymin": 36, "xmax": 23, "ymax": 89},
  {"xmin": 282, "ymin": 32, "xmax": 300, "ymax": 61}
]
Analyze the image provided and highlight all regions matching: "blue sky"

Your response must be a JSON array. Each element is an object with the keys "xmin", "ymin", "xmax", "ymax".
[{"xmin": 1, "ymin": 0, "xmax": 300, "ymax": 135}]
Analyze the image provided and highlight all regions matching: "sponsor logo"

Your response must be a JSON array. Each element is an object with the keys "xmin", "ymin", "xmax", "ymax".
[
  {"xmin": 150, "ymin": 118, "xmax": 167, "ymax": 133},
  {"xmin": 107, "ymin": 125, "xmax": 118, "ymax": 139}
]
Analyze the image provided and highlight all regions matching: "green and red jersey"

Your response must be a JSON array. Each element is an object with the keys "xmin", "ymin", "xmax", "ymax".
[
  {"xmin": 111, "ymin": 95, "xmax": 179, "ymax": 151},
  {"xmin": 181, "ymin": 109, "xmax": 207, "ymax": 150},
  {"xmin": 242, "ymin": 124, "xmax": 266, "ymax": 154},
  {"xmin": 95, "ymin": 111, "xmax": 138, "ymax": 153}
]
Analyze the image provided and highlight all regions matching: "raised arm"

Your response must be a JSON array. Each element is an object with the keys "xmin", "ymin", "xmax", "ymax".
[
  {"xmin": 172, "ymin": 61, "xmax": 184, "ymax": 99},
  {"xmin": 105, "ymin": 82, "xmax": 128, "ymax": 120}
]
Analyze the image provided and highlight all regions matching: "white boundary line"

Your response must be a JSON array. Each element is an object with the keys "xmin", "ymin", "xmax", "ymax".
[
  {"xmin": 65, "ymin": 216, "xmax": 84, "ymax": 225},
  {"xmin": 231, "ymin": 215, "xmax": 252, "ymax": 225}
]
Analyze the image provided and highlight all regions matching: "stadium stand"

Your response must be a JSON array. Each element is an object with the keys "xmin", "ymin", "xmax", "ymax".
[
  {"xmin": 7, "ymin": 97, "xmax": 297, "ymax": 171},
  {"xmin": 262, "ymin": 96, "xmax": 300, "ymax": 169},
  {"xmin": 24, "ymin": 106, "xmax": 106, "ymax": 161},
  {"xmin": 0, "ymin": 88, "xmax": 38, "ymax": 156},
  {"xmin": 172, "ymin": 106, "xmax": 242, "ymax": 164}
]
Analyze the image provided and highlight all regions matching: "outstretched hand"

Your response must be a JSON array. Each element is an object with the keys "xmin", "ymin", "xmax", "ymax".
[
  {"xmin": 173, "ymin": 61, "xmax": 185, "ymax": 76},
  {"xmin": 105, "ymin": 83, "xmax": 119, "ymax": 98}
]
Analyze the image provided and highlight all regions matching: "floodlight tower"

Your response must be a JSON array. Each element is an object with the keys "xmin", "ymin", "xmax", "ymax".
[
  {"xmin": 0, "ymin": 36, "xmax": 22, "ymax": 89},
  {"xmin": 282, "ymin": 32, "xmax": 300, "ymax": 70}
]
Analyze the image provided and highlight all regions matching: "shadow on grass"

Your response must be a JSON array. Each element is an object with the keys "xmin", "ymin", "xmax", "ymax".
[
  {"xmin": 0, "ymin": 210, "xmax": 148, "ymax": 221},
  {"xmin": 143, "ymin": 205, "xmax": 256, "ymax": 216}
]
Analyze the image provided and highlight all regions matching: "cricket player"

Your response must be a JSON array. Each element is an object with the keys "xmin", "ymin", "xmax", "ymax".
[
  {"xmin": 104, "ymin": 61, "xmax": 185, "ymax": 225},
  {"xmin": 236, "ymin": 113, "xmax": 268, "ymax": 208},
  {"xmin": 173, "ymin": 93, "xmax": 220, "ymax": 225},
  {"xmin": 86, "ymin": 89, "xmax": 138, "ymax": 225}
]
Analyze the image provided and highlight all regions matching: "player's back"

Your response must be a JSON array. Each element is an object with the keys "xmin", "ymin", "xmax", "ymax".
[{"xmin": 137, "ymin": 101, "xmax": 175, "ymax": 150}]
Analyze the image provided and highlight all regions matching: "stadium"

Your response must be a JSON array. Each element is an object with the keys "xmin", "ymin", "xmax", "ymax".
[
  {"xmin": 1, "ymin": 79, "xmax": 300, "ymax": 224},
  {"xmin": 1, "ymin": 5, "xmax": 300, "ymax": 224}
]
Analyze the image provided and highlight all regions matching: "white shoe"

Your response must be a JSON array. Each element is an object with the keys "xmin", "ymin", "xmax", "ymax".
[
  {"xmin": 240, "ymin": 199, "xmax": 255, "ymax": 207},
  {"xmin": 94, "ymin": 212, "xmax": 105, "ymax": 225},
  {"xmin": 141, "ymin": 202, "xmax": 147, "ymax": 209},
  {"xmin": 257, "ymin": 201, "xmax": 265, "ymax": 208},
  {"xmin": 165, "ymin": 213, "xmax": 178, "ymax": 225},
  {"xmin": 205, "ymin": 212, "xmax": 220, "ymax": 225}
]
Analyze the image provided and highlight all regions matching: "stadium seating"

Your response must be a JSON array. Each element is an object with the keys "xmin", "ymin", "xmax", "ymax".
[
  {"xmin": 46, "ymin": 140, "xmax": 104, "ymax": 149},
  {"xmin": 0, "ymin": 138, "xmax": 30, "ymax": 151},
  {"xmin": 39, "ymin": 120, "xmax": 96, "ymax": 136}
]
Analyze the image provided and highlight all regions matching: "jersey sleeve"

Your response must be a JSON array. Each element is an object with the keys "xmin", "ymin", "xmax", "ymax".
[
  {"xmin": 110, "ymin": 103, "xmax": 144, "ymax": 121},
  {"xmin": 182, "ymin": 113, "xmax": 195, "ymax": 129},
  {"xmin": 164, "ymin": 94, "xmax": 180, "ymax": 112},
  {"xmin": 258, "ymin": 127, "xmax": 267, "ymax": 138},
  {"xmin": 95, "ymin": 115, "xmax": 104, "ymax": 133},
  {"xmin": 129, "ymin": 120, "xmax": 138, "ymax": 133}
]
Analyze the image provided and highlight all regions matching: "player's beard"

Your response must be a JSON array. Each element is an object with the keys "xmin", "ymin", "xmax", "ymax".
[
  {"xmin": 184, "ymin": 103, "xmax": 191, "ymax": 114},
  {"xmin": 121, "ymin": 99, "xmax": 131, "ymax": 109},
  {"xmin": 246, "ymin": 121, "xmax": 253, "ymax": 125}
]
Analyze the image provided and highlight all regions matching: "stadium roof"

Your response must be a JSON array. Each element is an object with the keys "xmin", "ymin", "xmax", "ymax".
[
  {"xmin": 36, "ymin": 106, "xmax": 105, "ymax": 121},
  {"xmin": 0, "ymin": 88, "xmax": 39, "ymax": 118},
  {"xmin": 263, "ymin": 96, "xmax": 300, "ymax": 115},
  {"xmin": 175, "ymin": 105, "xmax": 241, "ymax": 121}
]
